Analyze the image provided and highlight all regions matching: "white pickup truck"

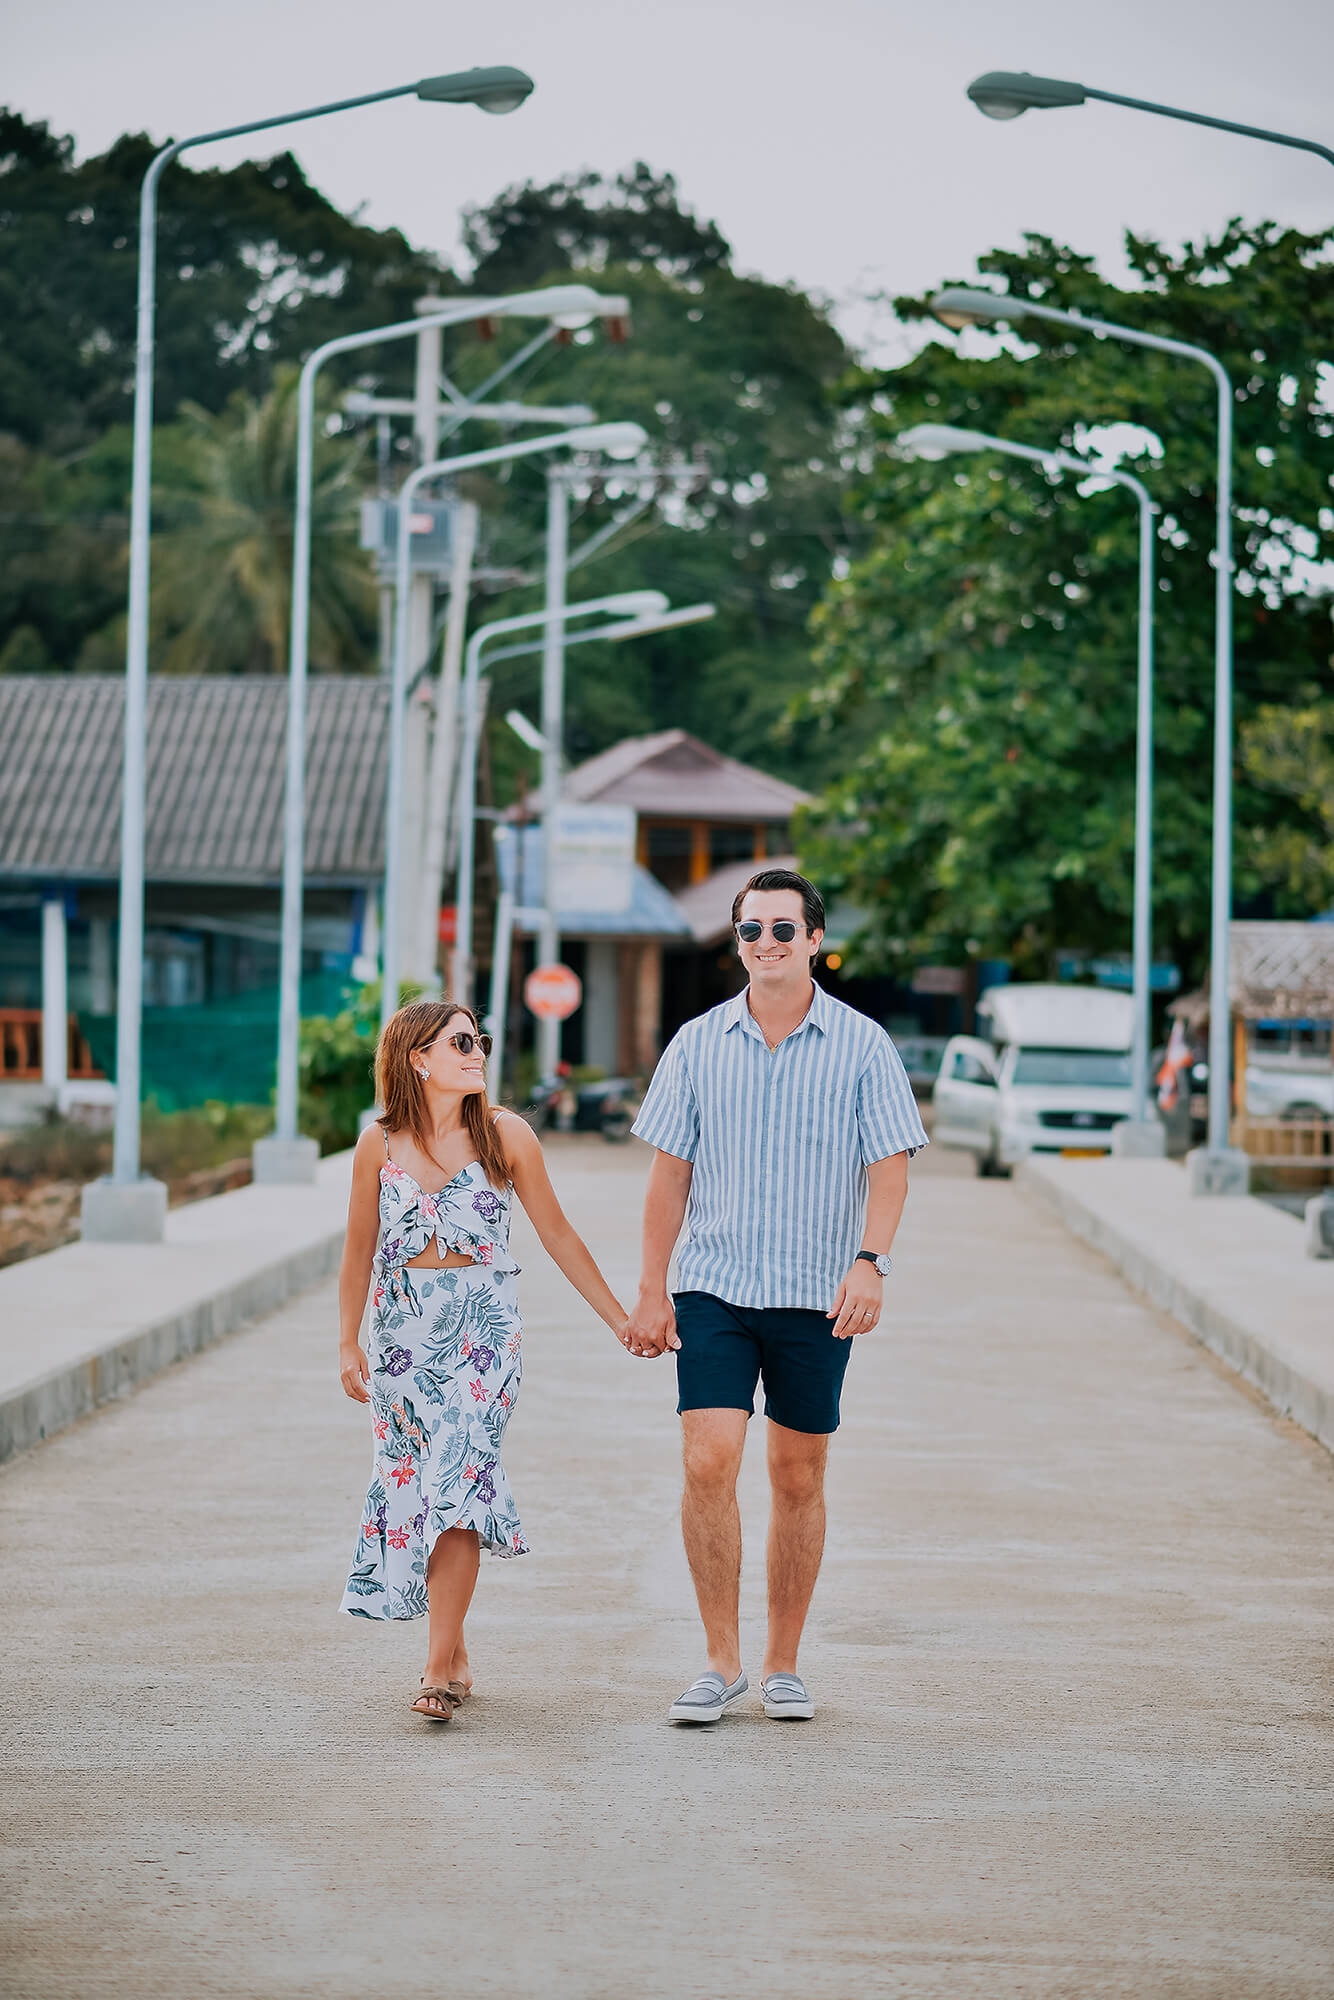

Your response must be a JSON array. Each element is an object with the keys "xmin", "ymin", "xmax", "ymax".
[{"xmin": 933, "ymin": 984, "xmax": 1138, "ymax": 1176}]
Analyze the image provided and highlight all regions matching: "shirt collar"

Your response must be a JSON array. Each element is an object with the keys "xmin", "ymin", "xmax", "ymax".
[{"xmin": 725, "ymin": 981, "xmax": 828, "ymax": 1040}]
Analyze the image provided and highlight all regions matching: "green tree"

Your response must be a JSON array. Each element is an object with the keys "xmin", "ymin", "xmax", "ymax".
[
  {"xmin": 0, "ymin": 109, "xmax": 450, "ymax": 452},
  {"xmin": 446, "ymin": 168, "xmax": 860, "ymax": 787},
  {"xmin": 797, "ymin": 222, "xmax": 1334, "ymax": 982},
  {"xmin": 1241, "ymin": 699, "xmax": 1334, "ymax": 912},
  {"xmin": 151, "ymin": 369, "xmax": 375, "ymax": 673},
  {"xmin": 461, "ymin": 162, "xmax": 730, "ymax": 290}
]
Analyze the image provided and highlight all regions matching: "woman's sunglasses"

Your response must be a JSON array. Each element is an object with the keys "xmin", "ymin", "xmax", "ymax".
[
  {"xmin": 422, "ymin": 1029, "xmax": 492, "ymax": 1059},
  {"xmin": 735, "ymin": 919, "xmax": 805, "ymax": 944}
]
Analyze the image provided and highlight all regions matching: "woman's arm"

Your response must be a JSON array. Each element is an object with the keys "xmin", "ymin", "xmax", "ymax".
[
  {"xmin": 502, "ymin": 1116, "xmax": 634, "ymax": 1346},
  {"xmin": 338, "ymin": 1124, "xmax": 384, "ymax": 1403},
  {"xmin": 619, "ymin": 1148, "xmax": 692, "ymax": 1355}
]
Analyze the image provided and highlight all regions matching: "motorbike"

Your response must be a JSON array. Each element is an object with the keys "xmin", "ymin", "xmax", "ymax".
[{"xmin": 524, "ymin": 1066, "xmax": 639, "ymax": 1142}]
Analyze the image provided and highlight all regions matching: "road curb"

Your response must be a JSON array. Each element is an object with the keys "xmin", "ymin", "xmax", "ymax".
[
  {"xmin": 1017, "ymin": 1157, "xmax": 1333, "ymax": 1456},
  {"xmin": 0, "ymin": 1154, "xmax": 352, "ymax": 1464}
]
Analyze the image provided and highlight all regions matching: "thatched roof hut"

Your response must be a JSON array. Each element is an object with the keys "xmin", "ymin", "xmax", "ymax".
[{"xmin": 1172, "ymin": 920, "xmax": 1334, "ymax": 1029}]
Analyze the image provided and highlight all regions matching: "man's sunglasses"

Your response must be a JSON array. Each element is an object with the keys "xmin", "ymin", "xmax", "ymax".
[
  {"xmin": 735, "ymin": 919, "xmax": 806, "ymax": 944},
  {"xmin": 423, "ymin": 1029, "xmax": 493, "ymax": 1059}
]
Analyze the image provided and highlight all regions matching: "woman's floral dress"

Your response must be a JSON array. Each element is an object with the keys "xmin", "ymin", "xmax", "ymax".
[{"xmin": 341, "ymin": 1139, "xmax": 529, "ymax": 1622}]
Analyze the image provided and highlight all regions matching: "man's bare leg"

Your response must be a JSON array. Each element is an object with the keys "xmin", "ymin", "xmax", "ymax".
[
  {"xmin": 762, "ymin": 1422, "xmax": 829, "ymax": 1678},
  {"xmin": 680, "ymin": 1409, "xmax": 749, "ymax": 1682}
]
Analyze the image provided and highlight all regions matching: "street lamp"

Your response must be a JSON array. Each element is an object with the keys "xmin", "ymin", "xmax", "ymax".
[
  {"xmin": 257, "ymin": 286, "xmax": 619, "ymax": 1186},
  {"xmin": 83, "ymin": 65, "xmax": 536, "ymax": 1243},
  {"xmin": 897, "ymin": 422, "xmax": 1163, "ymax": 1154},
  {"xmin": 445, "ymin": 590, "xmax": 668, "ymax": 1018},
  {"xmin": 470, "ymin": 600, "xmax": 717, "ymax": 1097},
  {"xmin": 966, "ymin": 71, "xmax": 1334, "ymax": 169},
  {"xmin": 381, "ymin": 429, "xmax": 649, "ymax": 1041},
  {"xmin": 929, "ymin": 287, "xmax": 1248, "ymax": 1192}
]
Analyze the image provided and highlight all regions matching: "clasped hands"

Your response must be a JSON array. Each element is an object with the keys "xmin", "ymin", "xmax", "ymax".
[
  {"xmin": 614, "ymin": 1260, "xmax": 882, "ymax": 1359},
  {"xmin": 616, "ymin": 1292, "xmax": 681, "ymax": 1360}
]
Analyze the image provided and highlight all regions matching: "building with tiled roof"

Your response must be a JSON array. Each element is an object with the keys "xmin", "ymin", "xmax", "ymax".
[{"xmin": 0, "ymin": 681, "xmax": 817, "ymax": 1106}]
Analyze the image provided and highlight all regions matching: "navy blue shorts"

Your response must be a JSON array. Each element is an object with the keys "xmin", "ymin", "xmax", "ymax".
[{"xmin": 673, "ymin": 1291, "xmax": 853, "ymax": 1436}]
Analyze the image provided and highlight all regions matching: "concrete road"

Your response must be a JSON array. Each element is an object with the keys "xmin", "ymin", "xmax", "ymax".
[{"xmin": 2, "ymin": 1139, "xmax": 1332, "ymax": 1999}]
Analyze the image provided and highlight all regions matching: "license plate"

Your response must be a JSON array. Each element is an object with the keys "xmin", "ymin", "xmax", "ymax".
[{"xmin": 1061, "ymin": 1146, "xmax": 1105, "ymax": 1158}]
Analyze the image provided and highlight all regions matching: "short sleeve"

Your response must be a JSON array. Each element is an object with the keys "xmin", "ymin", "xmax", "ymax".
[
  {"xmin": 631, "ymin": 1033, "xmax": 700, "ymax": 1163},
  {"xmin": 856, "ymin": 1036, "xmax": 929, "ymax": 1163}
]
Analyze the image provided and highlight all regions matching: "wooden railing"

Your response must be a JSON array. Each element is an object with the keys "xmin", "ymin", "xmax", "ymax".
[
  {"xmin": 1234, "ymin": 1111, "xmax": 1334, "ymax": 1185},
  {"xmin": 0, "ymin": 1011, "xmax": 104, "ymax": 1082}
]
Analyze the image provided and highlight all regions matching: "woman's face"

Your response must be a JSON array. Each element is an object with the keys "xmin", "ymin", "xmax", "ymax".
[{"xmin": 414, "ymin": 1011, "xmax": 488, "ymax": 1096}]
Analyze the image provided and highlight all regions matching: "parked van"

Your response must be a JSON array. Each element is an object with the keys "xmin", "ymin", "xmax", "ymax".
[{"xmin": 933, "ymin": 984, "xmax": 1136, "ymax": 1175}]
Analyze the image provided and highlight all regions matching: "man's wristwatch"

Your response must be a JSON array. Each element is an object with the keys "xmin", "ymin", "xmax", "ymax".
[{"xmin": 856, "ymin": 1250, "xmax": 892, "ymax": 1277}]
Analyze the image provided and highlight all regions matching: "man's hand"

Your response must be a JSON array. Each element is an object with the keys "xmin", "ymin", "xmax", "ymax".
[
  {"xmin": 619, "ymin": 1289, "xmax": 681, "ymax": 1358},
  {"xmin": 827, "ymin": 1262, "xmax": 883, "ymax": 1339}
]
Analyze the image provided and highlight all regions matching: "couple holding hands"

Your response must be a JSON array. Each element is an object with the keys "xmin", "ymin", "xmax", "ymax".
[{"xmin": 337, "ymin": 869, "xmax": 926, "ymax": 1726}]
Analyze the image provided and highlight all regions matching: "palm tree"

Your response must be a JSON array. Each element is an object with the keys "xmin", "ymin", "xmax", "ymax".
[{"xmin": 152, "ymin": 367, "xmax": 376, "ymax": 673}]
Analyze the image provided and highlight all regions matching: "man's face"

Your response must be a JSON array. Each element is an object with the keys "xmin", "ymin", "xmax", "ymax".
[{"xmin": 735, "ymin": 888, "xmax": 822, "ymax": 984}]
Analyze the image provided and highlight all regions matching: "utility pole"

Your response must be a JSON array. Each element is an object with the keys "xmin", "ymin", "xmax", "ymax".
[
  {"xmin": 417, "ymin": 494, "xmax": 478, "ymax": 989},
  {"xmin": 536, "ymin": 463, "xmax": 570, "ymax": 1076}
]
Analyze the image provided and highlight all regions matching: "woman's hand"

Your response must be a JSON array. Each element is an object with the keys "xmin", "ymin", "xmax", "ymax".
[{"xmin": 340, "ymin": 1342, "xmax": 371, "ymax": 1403}]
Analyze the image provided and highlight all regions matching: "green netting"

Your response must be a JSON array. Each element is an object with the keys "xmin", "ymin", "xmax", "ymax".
[{"xmin": 78, "ymin": 972, "xmax": 352, "ymax": 1111}]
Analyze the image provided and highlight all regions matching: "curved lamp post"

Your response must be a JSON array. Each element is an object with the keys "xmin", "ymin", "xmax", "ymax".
[
  {"xmin": 966, "ymin": 71, "xmax": 1334, "ymax": 170},
  {"xmin": 452, "ymin": 592, "xmax": 666, "ymax": 1015},
  {"xmin": 381, "ymin": 426, "xmax": 648, "ymax": 1041},
  {"xmin": 463, "ymin": 599, "xmax": 717, "ymax": 1095},
  {"xmin": 929, "ymin": 288, "xmax": 1248, "ymax": 1193},
  {"xmin": 86, "ymin": 65, "xmax": 535, "ymax": 1242},
  {"xmin": 259, "ymin": 285, "xmax": 616, "ymax": 1184},
  {"xmin": 897, "ymin": 422, "xmax": 1163, "ymax": 1153}
]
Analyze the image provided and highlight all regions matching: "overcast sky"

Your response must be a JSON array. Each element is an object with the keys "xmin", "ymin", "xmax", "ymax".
[{"xmin": 11, "ymin": 0, "xmax": 1334, "ymax": 359}]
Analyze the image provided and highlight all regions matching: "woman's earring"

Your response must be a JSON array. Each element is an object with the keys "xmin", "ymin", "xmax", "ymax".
[{"xmin": 417, "ymin": 1067, "xmax": 430, "ymax": 1081}]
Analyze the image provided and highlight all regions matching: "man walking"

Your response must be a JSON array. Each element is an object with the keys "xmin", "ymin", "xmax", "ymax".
[{"xmin": 627, "ymin": 868, "xmax": 927, "ymax": 1723}]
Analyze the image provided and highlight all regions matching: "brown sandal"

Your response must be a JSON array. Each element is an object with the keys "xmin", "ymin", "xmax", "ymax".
[
  {"xmin": 447, "ymin": 1680, "xmax": 472, "ymax": 1704},
  {"xmin": 411, "ymin": 1684, "xmax": 457, "ymax": 1722}
]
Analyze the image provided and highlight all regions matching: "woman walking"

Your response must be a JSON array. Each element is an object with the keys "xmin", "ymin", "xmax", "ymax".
[{"xmin": 338, "ymin": 999, "xmax": 633, "ymax": 1721}]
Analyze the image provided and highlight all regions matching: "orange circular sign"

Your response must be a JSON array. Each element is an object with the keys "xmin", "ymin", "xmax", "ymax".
[{"xmin": 524, "ymin": 963, "xmax": 583, "ymax": 1021}]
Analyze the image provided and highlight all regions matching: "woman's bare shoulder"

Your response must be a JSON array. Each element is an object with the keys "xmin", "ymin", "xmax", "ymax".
[
  {"xmin": 354, "ymin": 1119, "xmax": 389, "ymax": 1163},
  {"xmin": 492, "ymin": 1107, "xmax": 539, "ymax": 1166}
]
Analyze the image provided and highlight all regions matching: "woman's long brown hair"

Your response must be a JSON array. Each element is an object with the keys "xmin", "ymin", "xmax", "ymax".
[{"xmin": 375, "ymin": 999, "xmax": 510, "ymax": 1188}]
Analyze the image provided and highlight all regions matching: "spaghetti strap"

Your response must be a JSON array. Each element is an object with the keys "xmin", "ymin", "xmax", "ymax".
[{"xmin": 381, "ymin": 1124, "xmax": 391, "ymax": 1160}]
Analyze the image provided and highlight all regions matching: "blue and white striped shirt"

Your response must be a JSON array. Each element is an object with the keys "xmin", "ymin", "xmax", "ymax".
[{"xmin": 632, "ymin": 982, "xmax": 928, "ymax": 1311}]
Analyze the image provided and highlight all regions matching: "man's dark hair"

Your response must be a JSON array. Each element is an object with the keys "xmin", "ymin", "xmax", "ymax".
[{"xmin": 731, "ymin": 868, "xmax": 825, "ymax": 934}]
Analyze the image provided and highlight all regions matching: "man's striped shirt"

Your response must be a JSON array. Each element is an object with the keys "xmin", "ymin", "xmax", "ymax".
[{"xmin": 632, "ymin": 981, "xmax": 928, "ymax": 1311}]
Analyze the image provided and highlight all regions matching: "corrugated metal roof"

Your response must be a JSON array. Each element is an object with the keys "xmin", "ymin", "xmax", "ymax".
[
  {"xmin": 564, "ymin": 728, "xmax": 810, "ymax": 821},
  {"xmin": 0, "ymin": 675, "xmax": 388, "ymax": 886}
]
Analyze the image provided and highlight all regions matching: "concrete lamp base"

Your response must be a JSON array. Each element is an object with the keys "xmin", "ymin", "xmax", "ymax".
[
  {"xmin": 251, "ymin": 1135, "xmax": 320, "ymax": 1185},
  {"xmin": 1185, "ymin": 1146, "xmax": 1251, "ymax": 1197},
  {"xmin": 1110, "ymin": 1119, "xmax": 1167, "ymax": 1159},
  {"xmin": 1305, "ymin": 1190, "xmax": 1334, "ymax": 1260},
  {"xmin": 80, "ymin": 1176, "xmax": 168, "ymax": 1244}
]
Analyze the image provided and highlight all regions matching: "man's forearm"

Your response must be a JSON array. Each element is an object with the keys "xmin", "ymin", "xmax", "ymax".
[
  {"xmin": 640, "ymin": 1154, "xmax": 693, "ymax": 1295},
  {"xmin": 862, "ymin": 1153, "xmax": 909, "ymax": 1253}
]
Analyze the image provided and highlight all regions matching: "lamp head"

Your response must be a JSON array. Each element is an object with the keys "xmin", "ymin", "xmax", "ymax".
[
  {"xmin": 505, "ymin": 709, "xmax": 548, "ymax": 754},
  {"xmin": 608, "ymin": 603, "xmax": 715, "ymax": 641},
  {"xmin": 564, "ymin": 421, "xmax": 648, "ymax": 460},
  {"xmin": 416, "ymin": 66, "xmax": 535, "ymax": 114},
  {"xmin": 895, "ymin": 424, "xmax": 991, "ymax": 460},
  {"xmin": 603, "ymin": 590, "xmax": 670, "ymax": 617},
  {"xmin": 966, "ymin": 71, "xmax": 1087, "ymax": 120},
  {"xmin": 930, "ymin": 287, "xmax": 1020, "ymax": 330}
]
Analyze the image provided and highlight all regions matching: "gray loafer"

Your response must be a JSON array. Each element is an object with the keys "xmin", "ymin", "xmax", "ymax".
[
  {"xmin": 761, "ymin": 1673, "xmax": 814, "ymax": 1720},
  {"xmin": 669, "ymin": 1669, "xmax": 748, "ymax": 1724}
]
